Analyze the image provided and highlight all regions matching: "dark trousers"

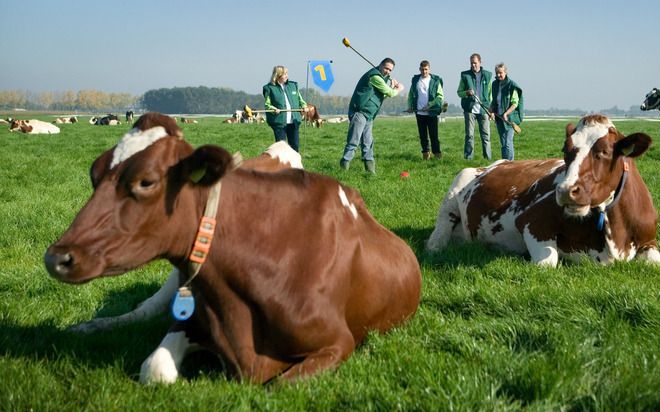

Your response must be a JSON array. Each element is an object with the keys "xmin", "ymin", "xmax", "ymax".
[
  {"xmin": 272, "ymin": 123, "xmax": 300, "ymax": 152},
  {"xmin": 415, "ymin": 114, "xmax": 440, "ymax": 154}
]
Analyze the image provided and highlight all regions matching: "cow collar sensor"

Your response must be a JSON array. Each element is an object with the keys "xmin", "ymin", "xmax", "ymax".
[
  {"xmin": 594, "ymin": 159, "xmax": 629, "ymax": 231},
  {"xmin": 171, "ymin": 152, "xmax": 243, "ymax": 321}
]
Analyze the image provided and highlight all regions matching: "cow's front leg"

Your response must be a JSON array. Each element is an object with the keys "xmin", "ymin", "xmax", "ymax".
[
  {"xmin": 68, "ymin": 268, "xmax": 179, "ymax": 333},
  {"xmin": 140, "ymin": 330, "xmax": 197, "ymax": 384},
  {"xmin": 523, "ymin": 227, "xmax": 559, "ymax": 267},
  {"xmin": 278, "ymin": 330, "xmax": 355, "ymax": 381},
  {"xmin": 637, "ymin": 246, "xmax": 660, "ymax": 264}
]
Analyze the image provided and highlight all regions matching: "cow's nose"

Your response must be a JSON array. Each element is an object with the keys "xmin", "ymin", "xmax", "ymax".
[
  {"xmin": 44, "ymin": 250, "xmax": 75, "ymax": 279},
  {"xmin": 556, "ymin": 183, "xmax": 580, "ymax": 204}
]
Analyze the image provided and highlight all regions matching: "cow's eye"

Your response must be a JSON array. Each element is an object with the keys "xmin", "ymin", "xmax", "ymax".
[
  {"xmin": 139, "ymin": 179, "xmax": 155, "ymax": 189},
  {"xmin": 132, "ymin": 178, "xmax": 160, "ymax": 197},
  {"xmin": 595, "ymin": 150, "xmax": 611, "ymax": 160}
]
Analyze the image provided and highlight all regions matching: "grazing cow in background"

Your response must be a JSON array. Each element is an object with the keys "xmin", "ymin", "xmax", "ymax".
[
  {"xmin": 640, "ymin": 88, "xmax": 660, "ymax": 112},
  {"xmin": 302, "ymin": 104, "xmax": 323, "ymax": 127},
  {"xmin": 66, "ymin": 140, "xmax": 303, "ymax": 334},
  {"xmin": 427, "ymin": 114, "xmax": 660, "ymax": 267},
  {"xmin": 180, "ymin": 117, "xmax": 198, "ymax": 124},
  {"xmin": 9, "ymin": 119, "xmax": 60, "ymax": 134},
  {"xmin": 44, "ymin": 112, "xmax": 421, "ymax": 384},
  {"xmin": 126, "ymin": 111, "xmax": 134, "ymax": 123},
  {"xmin": 53, "ymin": 116, "xmax": 78, "ymax": 124}
]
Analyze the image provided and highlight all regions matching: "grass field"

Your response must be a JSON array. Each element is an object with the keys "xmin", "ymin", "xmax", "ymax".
[{"xmin": 1, "ymin": 114, "xmax": 659, "ymax": 411}]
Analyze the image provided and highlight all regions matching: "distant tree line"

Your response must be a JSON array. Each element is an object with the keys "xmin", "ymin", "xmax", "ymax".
[
  {"xmin": 0, "ymin": 90, "xmax": 138, "ymax": 112},
  {"xmin": 138, "ymin": 86, "xmax": 463, "ymax": 116},
  {"xmin": 0, "ymin": 86, "xmax": 654, "ymax": 117}
]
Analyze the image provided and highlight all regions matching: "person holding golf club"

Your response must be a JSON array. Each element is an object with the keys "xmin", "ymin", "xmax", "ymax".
[
  {"xmin": 457, "ymin": 53, "xmax": 493, "ymax": 160},
  {"xmin": 407, "ymin": 60, "xmax": 445, "ymax": 160},
  {"xmin": 262, "ymin": 65, "xmax": 308, "ymax": 152},
  {"xmin": 489, "ymin": 63, "xmax": 523, "ymax": 160},
  {"xmin": 339, "ymin": 58, "xmax": 404, "ymax": 173}
]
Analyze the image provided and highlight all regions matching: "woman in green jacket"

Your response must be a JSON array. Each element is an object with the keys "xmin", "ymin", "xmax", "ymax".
[{"xmin": 263, "ymin": 66, "xmax": 308, "ymax": 152}]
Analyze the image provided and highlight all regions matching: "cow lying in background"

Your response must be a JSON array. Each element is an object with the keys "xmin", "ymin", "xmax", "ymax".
[
  {"xmin": 9, "ymin": 119, "xmax": 60, "ymax": 134},
  {"xmin": 180, "ymin": 117, "xmax": 198, "ymax": 124},
  {"xmin": 90, "ymin": 114, "xmax": 120, "ymax": 125},
  {"xmin": 302, "ymin": 104, "xmax": 323, "ymax": 127},
  {"xmin": 427, "ymin": 114, "xmax": 660, "ymax": 267},
  {"xmin": 640, "ymin": 88, "xmax": 660, "ymax": 112},
  {"xmin": 53, "ymin": 116, "xmax": 78, "ymax": 124},
  {"xmin": 325, "ymin": 116, "xmax": 349, "ymax": 124},
  {"xmin": 44, "ymin": 112, "xmax": 421, "ymax": 384}
]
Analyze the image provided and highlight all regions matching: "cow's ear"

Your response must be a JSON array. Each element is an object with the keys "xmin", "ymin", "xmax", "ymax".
[
  {"xmin": 182, "ymin": 145, "xmax": 234, "ymax": 186},
  {"xmin": 615, "ymin": 132, "xmax": 652, "ymax": 158},
  {"xmin": 90, "ymin": 148, "xmax": 115, "ymax": 188},
  {"xmin": 565, "ymin": 122, "xmax": 576, "ymax": 136}
]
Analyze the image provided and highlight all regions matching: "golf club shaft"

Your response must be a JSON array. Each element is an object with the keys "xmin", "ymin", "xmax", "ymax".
[
  {"xmin": 347, "ymin": 45, "xmax": 377, "ymax": 70},
  {"xmin": 249, "ymin": 108, "xmax": 305, "ymax": 114},
  {"xmin": 473, "ymin": 96, "xmax": 520, "ymax": 132}
]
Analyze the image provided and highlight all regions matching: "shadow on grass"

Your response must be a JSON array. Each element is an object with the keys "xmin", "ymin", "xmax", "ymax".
[
  {"xmin": 0, "ymin": 313, "xmax": 228, "ymax": 380},
  {"xmin": 391, "ymin": 225, "xmax": 526, "ymax": 270},
  {"xmin": 0, "ymin": 282, "xmax": 172, "ymax": 378}
]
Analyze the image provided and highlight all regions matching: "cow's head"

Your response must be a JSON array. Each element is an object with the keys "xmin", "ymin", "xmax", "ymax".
[
  {"xmin": 44, "ymin": 112, "xmax": 235, "ymax": 284},
  {"xmin": 556, "ymin": 114, "xmax": 651, "ymax": 217},
  {"xmin": 9, "ymin": 119, "xmax": 31, "ymax": 133},
  {"xmin": 640, "ymin": 88, "xmax": 660, "ymax": 111}
]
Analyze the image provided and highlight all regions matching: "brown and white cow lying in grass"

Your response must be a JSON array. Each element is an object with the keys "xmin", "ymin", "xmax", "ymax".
[
  {"xmin": 9, "ymin": 119, "xmax": 60, "ymax": 134},
  {"xmin": 45, "ymin": 112, "xmax": 421, "ymax": 384},
  {"xmin": 53, "ymin": 116, "xmax": 78, "ymax": 124},
  {"xmin": 427, "ymin": 114, "xmax": 660, "ymax": 267}
]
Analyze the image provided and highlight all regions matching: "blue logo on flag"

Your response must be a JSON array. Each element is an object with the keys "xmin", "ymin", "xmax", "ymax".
[{"xmin": 309, "ymin": 60, "xmax": 334, "ymax": 92}]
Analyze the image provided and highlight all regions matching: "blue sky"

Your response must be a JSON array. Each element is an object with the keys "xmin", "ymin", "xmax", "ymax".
[{"xmin": 1, "ymin": 0, "xmax": 657, "ymax": 111}]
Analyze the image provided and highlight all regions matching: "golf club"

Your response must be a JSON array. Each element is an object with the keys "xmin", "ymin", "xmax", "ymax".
[
  {"xmin": 473, "ymin": 95, "xmax": 522, "ymax": 134},
  {"xmin": 342, "ymin": 37, "xmax": 378, "ymax": 70}
]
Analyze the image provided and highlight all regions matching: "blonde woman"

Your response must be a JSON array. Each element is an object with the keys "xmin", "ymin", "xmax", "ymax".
[{"xmin": 262, "ymin": 66, "xmax": 308, "ymax": 152}]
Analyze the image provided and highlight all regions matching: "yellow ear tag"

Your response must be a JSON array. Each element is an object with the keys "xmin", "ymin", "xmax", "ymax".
[{"xmin": 189, "ymin": 167, "xmax": 206, "ymax": 183}]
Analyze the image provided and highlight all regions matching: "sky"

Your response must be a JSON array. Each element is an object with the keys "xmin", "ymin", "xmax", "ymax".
[{"xmin": 1, "ymin": 0, "xmax": 658, "ymax": 111}]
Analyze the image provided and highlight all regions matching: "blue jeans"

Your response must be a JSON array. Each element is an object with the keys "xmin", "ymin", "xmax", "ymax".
[
  {"xmin": 463, "ymin": 112, "xmax": 491, "ymax": 160},
  {"xmin": 341, "ymin": 112, "xmax": 374, "ymax": 162},
  {"xmin": 495, "ymin": 118, "xmax": 515, "ymax": 160},
  {"xmin": 272, "ymin": 123, "xmax": 299, "ymax": 152}
]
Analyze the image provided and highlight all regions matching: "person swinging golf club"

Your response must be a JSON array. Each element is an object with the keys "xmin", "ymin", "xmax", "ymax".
[{"xmin": 339, "ymin": 57, "xmax": 404, "ymax": 174}]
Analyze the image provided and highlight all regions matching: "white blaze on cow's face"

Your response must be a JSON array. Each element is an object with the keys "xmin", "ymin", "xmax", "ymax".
[
  {"xmin": 111, "ymin": 126, "xmax": 169, "ymax": 168},
  {"xmin": 556, "ymin": 116, "xmax": 614, "ymax": 217}
]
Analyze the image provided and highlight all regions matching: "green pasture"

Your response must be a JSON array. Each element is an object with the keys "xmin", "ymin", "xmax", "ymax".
[{"xmin": 0, "ymin": 114, "xmax": 658, "ymax": 411}]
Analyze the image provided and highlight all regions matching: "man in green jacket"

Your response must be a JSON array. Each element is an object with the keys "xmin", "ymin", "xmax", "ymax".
[
  {"xmin": 340, "ymin": 58, "xmax": 404, "ymax": 174},
  {"xmin": 457, "ymin": 53, "xmax": 492, "ymax": 160},
  {"xmin": 407, "ymin": 60, "xmax": 444, "ymax": 160}
]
